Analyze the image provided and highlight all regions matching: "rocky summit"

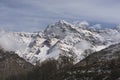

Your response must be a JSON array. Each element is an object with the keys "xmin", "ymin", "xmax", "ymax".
[{"xmin": 0, "ymin": 20, "xmax": 120, "ymax": 64}]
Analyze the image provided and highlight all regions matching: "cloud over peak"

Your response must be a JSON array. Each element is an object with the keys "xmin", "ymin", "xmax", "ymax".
[{"xmin": 0, "ymin": 0, "xmax": 120, "ymax": 31}]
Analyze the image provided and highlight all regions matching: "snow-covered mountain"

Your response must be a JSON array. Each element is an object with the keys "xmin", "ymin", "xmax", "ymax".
[{"xmin": 1, "ymin": 20, "xmax": 120, "ymax": 64}]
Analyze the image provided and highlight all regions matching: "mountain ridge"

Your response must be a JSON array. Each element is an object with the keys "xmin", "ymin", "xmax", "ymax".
[
  {"xmin": 0, "ymin": 48, "xmax": 33, "ymax": 80},
  {"xmin": 0, "ymin": 20, "xmax": 120, "ymax": 64}
]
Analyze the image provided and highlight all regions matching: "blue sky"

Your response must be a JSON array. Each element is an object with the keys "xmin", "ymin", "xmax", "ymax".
[{"xmin": 0, "ymin": 0, "xmax": 120, "ymax": 32}]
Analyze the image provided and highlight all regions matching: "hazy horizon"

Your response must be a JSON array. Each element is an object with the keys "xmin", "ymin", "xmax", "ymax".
[{"xmin": 0, "ymin": 0, "xmax": 120, "ymax": 32}]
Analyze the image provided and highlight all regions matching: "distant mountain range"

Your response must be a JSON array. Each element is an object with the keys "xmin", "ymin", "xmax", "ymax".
[
  {"xmin": 1, "ymin": 20, "xmax": 120, "ymax": 64},
  {"xmin": 1, "ymin": 20, "xmax": 120, "ymax": 80}
]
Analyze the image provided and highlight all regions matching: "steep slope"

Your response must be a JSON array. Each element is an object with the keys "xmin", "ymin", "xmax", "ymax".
[
  {"xmin": 8, "ymin": 43, "xmax": 120, "ymax": 80},
  {"xmin": 1, "ymin": 20, "xmax": 120, "ymax": 64},
  {"xmin": 23, "ymin": 20, "xmax": 107, "ymax": 64},
  {"xmin": 80, "ymin": 43, "xmax": 120, "ymax": 64},
  {"xmin": 68, "ymin": 43, "xmax": 120, "ymax": 80},
  {"xmin": 43, "ymin": 20, "xmax": 104, "ymax": 61},
  {"xmin": 0, "ymin": 49, "xmax": 33, "ymax": 80}
]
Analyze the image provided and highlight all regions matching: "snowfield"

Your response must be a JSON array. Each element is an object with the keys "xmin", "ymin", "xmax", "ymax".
[{"xmin": 1, "ymin": 20, "xmax": 120, "ymax": 64}]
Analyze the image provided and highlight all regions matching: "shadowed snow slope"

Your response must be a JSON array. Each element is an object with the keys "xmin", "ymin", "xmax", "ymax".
[{"xmin": 1, "ymin": 20, "xmax": 120, "ymax": 64}]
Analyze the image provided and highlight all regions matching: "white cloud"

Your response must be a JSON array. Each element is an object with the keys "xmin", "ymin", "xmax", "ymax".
[
  {"xmin": 91, "ymin": 24, "xmax": 102, "ymax": 29},
  {"xmin": 0, "ymin": 0, "xmax": 120, "ymax": 31},
  {"xmin": 0, "ymin": 31, "xmax": 17, "ymax": 51}
]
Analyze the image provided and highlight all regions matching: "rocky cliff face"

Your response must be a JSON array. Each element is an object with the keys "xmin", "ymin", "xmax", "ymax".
[{"xmin": 1, "ymin": 20, "xmax": 120, "ymax": 64}]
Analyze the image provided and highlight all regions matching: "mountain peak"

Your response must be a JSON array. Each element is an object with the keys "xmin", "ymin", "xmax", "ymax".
[
  {"xmin": 57, "ymin": 20, "xmax": 70, "ymax": 25},
  {"xmin": 44, "ymin": 20, "xmax": 76, "ymax": 39},
  {"xmin": 2, "ymin": 20, "xmax": 120, "ymax": 65}
]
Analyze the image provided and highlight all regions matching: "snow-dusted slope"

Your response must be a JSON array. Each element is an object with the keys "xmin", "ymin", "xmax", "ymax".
[{"xmin": 1, "ymin": 20, "xmax": 120, "ymax": 64}]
